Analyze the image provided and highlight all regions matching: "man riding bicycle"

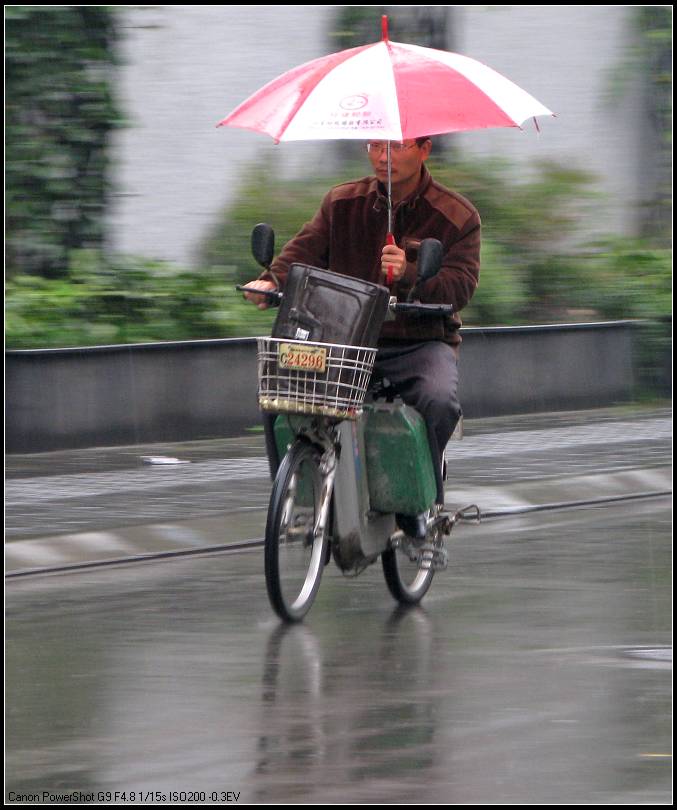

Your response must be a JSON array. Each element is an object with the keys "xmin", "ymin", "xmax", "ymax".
[{"xmin": 244, "ymin": 137, "xmax": 481, "ymax": 537}]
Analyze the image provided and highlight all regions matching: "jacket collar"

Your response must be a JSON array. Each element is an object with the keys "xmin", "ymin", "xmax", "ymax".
[{"xmin": 372, "ymin": 165, "xmax": 432, "ymax": 214}]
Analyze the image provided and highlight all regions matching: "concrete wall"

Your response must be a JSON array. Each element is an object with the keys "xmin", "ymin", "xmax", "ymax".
[
  {"xmin": 107, "ymin": 5, "xmax": 339, "ymax": 267},
  {"xmin": 6, "ymin": 322, "xmax": 636, "ymax": 453},
  {"xmin": 457, "ymin": 321, "xmax": 635, "ymax": 417}
]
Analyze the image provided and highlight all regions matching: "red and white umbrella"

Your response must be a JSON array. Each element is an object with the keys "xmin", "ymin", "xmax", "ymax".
[
  {"xmin": 218, "ymin": 16, "xmax": 553, "ymax": 272},
  {"xmin": 217, "ymin": 16, "xmax": 553, "ymax": 143}
]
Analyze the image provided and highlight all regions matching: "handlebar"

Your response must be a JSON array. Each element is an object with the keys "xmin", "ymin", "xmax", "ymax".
[
  {"xmin": 237, "ymin": 286, "xmax": 453, "ymax": 317},
  {"xmin": 236, "ymin": 285, "xmax": 283, "ymax": 305},
  {"xmin": 390, "ymin": 301, "xmax": 454, "ymax": 317}
]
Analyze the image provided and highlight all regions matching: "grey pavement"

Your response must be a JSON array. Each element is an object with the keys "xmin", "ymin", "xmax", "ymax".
[
  {"xmin": 5, "ymin": 499, "xmax": 672, "ymax": 803},
  {"xmin": 5, "ymin": 405, "xmax": 672, "ymax": 575}
]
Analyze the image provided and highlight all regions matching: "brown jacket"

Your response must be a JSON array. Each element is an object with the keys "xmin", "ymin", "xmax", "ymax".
[{"xmin": 262, "ymin": 166, "xmax": 481, "ymax": 345}]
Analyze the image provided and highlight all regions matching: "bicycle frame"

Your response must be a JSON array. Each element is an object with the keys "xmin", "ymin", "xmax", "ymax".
[
  {"xmin": 272, "ymin": 399, "xmax": 443, "ymax": 577},
  {"xmin": 331, "ymin": 417, "xmax": 398, "ymax": 574}
]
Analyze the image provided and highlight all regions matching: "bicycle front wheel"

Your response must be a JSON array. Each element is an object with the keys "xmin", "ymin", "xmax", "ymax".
[{"xmin": 264, "ymin": 440, "xmax": 328, "ymax": 622}]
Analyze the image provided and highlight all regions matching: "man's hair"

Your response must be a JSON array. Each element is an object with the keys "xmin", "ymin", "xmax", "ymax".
[{"xmin": 415, "ymin": 136, "xmax": 432, "ymax": 147}]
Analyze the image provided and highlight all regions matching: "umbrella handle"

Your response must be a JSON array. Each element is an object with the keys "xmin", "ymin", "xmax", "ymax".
[{"xmin": 385, "ymin": 232, "xmax": 396, "ymax": 285}]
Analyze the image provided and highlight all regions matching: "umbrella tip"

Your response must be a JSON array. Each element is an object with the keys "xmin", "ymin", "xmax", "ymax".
[{"xmin": 381, "ymin": 15, "xmax": 389, "ymax": 41}]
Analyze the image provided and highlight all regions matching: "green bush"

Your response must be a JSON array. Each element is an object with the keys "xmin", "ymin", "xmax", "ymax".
[
  {"xmin": 575, "ymin": 238, "xmax": 671, "ymax": 320},
  {"xmin": 574, "ymin": 238, "xmax": 672, "ymax": 392},
  {"xmin": 5, "ymin": 250, "xmax": 275, "ymax": 349},
  {"xmin": 5, "ymin": 7, "xmax": 122, "ymax": 279},
  {"xmin": 461, "ymin": 238, "xmax": 530, "ymax": 326}
]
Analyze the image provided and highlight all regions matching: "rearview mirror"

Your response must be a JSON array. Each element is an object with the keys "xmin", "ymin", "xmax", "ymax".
[
  {"xmin": 417, "ymin": 238, "xmax": 443, "ymax": 283},
  {"xmin": 251, "ymin": 223, "xmax": 275, "ymax": 269}
]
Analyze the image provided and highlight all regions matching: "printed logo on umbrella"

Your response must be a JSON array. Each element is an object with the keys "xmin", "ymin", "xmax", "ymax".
[{"xmin": 339, "ymin": 94, "xmax": 369, "ymax": 111}]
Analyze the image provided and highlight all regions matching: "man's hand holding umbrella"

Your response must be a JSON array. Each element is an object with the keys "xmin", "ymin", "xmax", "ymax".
[{"xmin": 381, "ymin": 240, "xmax": 406, "ymax": 284}]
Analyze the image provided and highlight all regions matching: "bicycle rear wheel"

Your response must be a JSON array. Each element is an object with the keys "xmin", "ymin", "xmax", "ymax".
[
  {"xmin": 382, "ymin": 543, "xmax": 435, "ymax": 605},
  {"xmin": 264, "ymin": 440, "xmax": 328, "ymax": 622}
]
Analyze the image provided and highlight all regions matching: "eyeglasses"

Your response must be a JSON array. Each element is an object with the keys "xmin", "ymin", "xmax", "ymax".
[{"xmin": 366, "ymin": 141, "xmax": 419, "ymax": 155}]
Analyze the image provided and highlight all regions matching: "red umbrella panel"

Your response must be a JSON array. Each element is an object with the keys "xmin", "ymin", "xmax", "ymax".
[{"xmin": 218, "ymin": 17, "xmax": 553, "ymax": 142}]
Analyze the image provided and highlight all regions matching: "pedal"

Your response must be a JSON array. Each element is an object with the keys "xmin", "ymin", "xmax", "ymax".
[
  {"xmin": 390, "ymin": 531, "xmax": 428, "ymax": 564},
  {"xmin": 418, "ymin": 544, "xmax": 448, "ymax": 571}
]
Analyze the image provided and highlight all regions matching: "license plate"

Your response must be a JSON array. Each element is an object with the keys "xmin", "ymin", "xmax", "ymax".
[{"xmin": 278, "ymin": 343, "xmax": 327, "ymax": 373}]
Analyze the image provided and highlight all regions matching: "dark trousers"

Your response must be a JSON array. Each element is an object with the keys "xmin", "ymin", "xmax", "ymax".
[{"xmin": 263, "ymin": 341, "xmax": 461, "ymax": 505}]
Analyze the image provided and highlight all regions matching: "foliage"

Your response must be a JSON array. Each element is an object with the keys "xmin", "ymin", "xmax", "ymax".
[
  {"xmin": 575, "ymin": 239, "xmax": 671, "ymax": 321},
  {"xmin": 5, "ymin": 6, "xmax": 122, "ymax": 279},
  {"xmin": 328, "ymin": 5, "xmax": 388, "ymax": 50},
  {"xmin": 635, "ymin": 5, "xmax": 672, "ymax": 240},
  {"xmin": 201, "ymin": 153, "xmax": 672, "ymax": 392},
  {"xmin": 606, "ymin": 6, "xmax": 672, "ymax": 240},
  {"xmin": 572, "ymin": 238, "xmax": 672, "ymax": 391},
  {"xmin": 460, "ymin": 239, "xmax": 530, "ymax": 326},
  {"xmin": 328, "ymin": 5, "xmax": 449, "ymax": 51},
  {"xmin": 426, "ymin": 156, "xmax": 599, "ymax": 324},
  {"xmin": 5, "ymin": 251, "xmax": 275, "ymax": 349}
]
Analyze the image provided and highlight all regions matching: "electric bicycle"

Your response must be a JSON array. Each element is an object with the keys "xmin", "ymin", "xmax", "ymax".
[{"xmin": 240, "ymin": 226, "xmax": 479, "ymax": 622}]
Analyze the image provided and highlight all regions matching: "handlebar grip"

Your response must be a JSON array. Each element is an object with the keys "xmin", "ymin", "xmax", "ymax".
[
  {"xmin": 236, "ymin": 285, "xmax": 283, "ymax": 305},
  {"xmin": 392, "ymin": 302, "xmax": 455, "ymax": 317}
]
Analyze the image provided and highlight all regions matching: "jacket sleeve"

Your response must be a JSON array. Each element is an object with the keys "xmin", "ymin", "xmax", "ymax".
[{"xmin": 259, "ymin": 192, "xmax": 332, "ymax": 289}]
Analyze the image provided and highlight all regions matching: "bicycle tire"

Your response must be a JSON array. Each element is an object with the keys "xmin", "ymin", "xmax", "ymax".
[
  {"xmin": 264, "ymin": 439, "xmax": 328, "ymax": 622},
  {"xmin": 381, "ymin": 545, "xmax": 435, "ymax": 605}
]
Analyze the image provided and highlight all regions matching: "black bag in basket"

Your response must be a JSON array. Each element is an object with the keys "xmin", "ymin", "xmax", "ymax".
[
  {"xmin": 272, "ymin": 264, "xmax": 390, "ymax": 347},
  {"xmin": 268, "ymin": 264, "xmax": 389, "ymax": 415}
]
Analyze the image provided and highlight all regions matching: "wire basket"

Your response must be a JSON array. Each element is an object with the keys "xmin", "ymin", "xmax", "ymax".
[{"xmin": 256, "ymin": 337, "xmax": 377, "ymax": 420}]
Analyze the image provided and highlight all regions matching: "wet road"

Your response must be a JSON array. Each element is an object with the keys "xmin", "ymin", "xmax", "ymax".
[
  {"xmin": 5, "ymin": 407, "xmax": 672, "ymax": 573},
  {"xmin": 5, "ymin": 407, "xmax": 672, "ymax": 803},
  {"xmin": 6, "ymin": 498, "xmax": 672, "ymax": 804}
]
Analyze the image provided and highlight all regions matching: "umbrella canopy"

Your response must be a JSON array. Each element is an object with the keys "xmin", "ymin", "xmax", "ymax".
[{"xmin": 217, "ymin": 17, "xmax": 554, "ymax": 142}]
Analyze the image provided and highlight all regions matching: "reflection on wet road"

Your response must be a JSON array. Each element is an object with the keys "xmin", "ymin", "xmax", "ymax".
[{"xmin": 6, "ymin": 500, "xmax": 672, "ymax": 804}]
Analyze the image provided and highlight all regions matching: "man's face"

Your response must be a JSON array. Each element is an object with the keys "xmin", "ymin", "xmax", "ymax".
[{"xmin": 366, "ymin": 139, "xmax": 431, "ymax": 192}]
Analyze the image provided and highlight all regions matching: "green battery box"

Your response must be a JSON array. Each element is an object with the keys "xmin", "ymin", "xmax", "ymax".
[{"xmin": 363, "ymin": 403, "xmax": 437, "ymax": 516}]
